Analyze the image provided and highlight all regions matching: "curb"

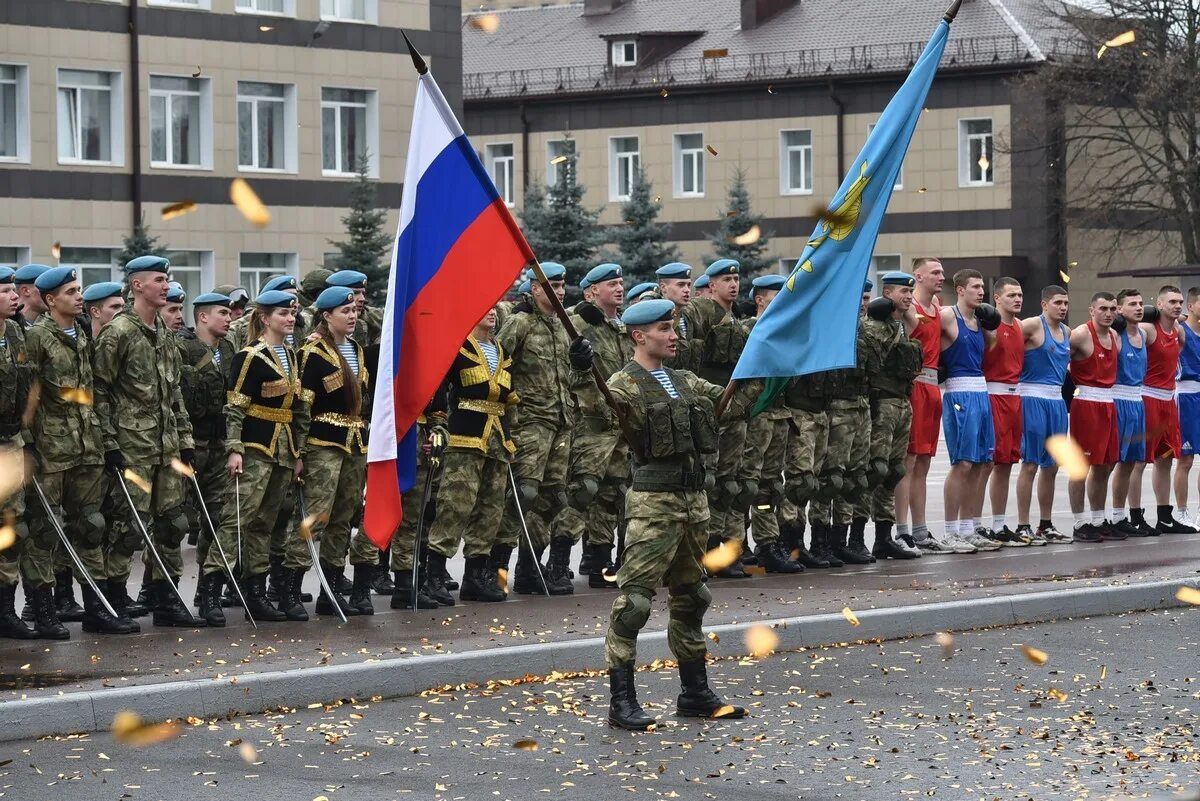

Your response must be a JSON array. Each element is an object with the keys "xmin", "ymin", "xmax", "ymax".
[{"xmin": 3, "ymin": 577, "xmax": 1196, "ymax": 743}]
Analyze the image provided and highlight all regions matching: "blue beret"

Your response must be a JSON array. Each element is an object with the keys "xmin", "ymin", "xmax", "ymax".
[
  {"xmin": 0, "ymin": 266, "xmax": 15, "ymax": 284},
  {"xmin": 83, "ymin": 281, "xmax": 123, "ymax": 303},
  {"xmin": 693, "ymin": 274, "xmax": 710, "ymax": 288},
  {"xmin": 882, "ymin": 271, "xmax": 916, "ymax": 288},
  {"xmin": 255, "ymin": 289, "xmax": 297, "ymax": 309},
  {"xmin": 125, "ymin": 255, "xmax": 170, "ymax": 275},
  {"xmin": 582, "ymin": 263, "xmax": 622, "ymax": 289},
  {"xmin": 326, "ymin": 270, "xmax": 367, "ymax": 289},
  {"xmin": 655, "ymin": 262, "xmax": 692, "ymax": 279},
  {"xmin": 539, "ymin": 262, "xmax": 566, "ymax": 281},
  {"xmin": 705, "ymin": 259, "xmax": 740, "ymax": 277},
  {"xmin": 621, "ymin": 298, "xmax": 676, "ymax": 327},
  {"xmin": 192, "ymin": 292, "xmax": 232, "ymax": 308},
  {"xmin": 165, "ymin": 282, "xmax": 186, "ymax": 302},
  {"xmin": 262, "ymin": 275, "xmax": 298, "ymax": 293},
  {"xmin": 863, "ymin": 279, "xmax": 874, "ymax": 292},
  {"xmin": 34, "ymin": 266, "xmax": 78, "ymax": 292},
  {"xmin": 751, "ymin": 274, "xmax": 787, "ymax": 291},
  {"xmin": 315, "ymin": 286, "xmax": 356, "ymax": 311},
  {"xmin": 518, "ymin": 279, "xmax": 531, "ymax": 294},
  {"xmin": 627, "ymin": 282, "xmax": 657, "ymax": 302},
  {"xmin": 14, "ymin": 264, "xmax": 50, "ymax": 284}
]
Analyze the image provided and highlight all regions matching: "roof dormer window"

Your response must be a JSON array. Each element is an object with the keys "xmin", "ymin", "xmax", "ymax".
[{"xmin": 611, "ymin": 39, "xmax": 637, "ymax": 67}]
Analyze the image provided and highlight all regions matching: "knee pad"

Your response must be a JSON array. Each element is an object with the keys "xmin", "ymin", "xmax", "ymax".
[
  {"xmin": 846, "ymin": 470, "xmax": 869, "ymax": 498},
  {"xmin": 716, "ymin": 479, "xmax": 740, "ymax": 506},
  {"xmin": 668, "ymin": 582, "xmax": 712, "ymax": 624},
  {"xmin": 786, "ymin": 472, "xmax": 818, "ymax": 505},
  {"xmin": 156, "ymin": 505, "xmax": 190, "ymax": 548},
  {"xmin": 516, "ymin": 479, "xmax": 540, "ymax": 507},
  {"xmin": 766, "ymin": 478, "xmax": 785, "ymax": 507},
  {"xmin": 731, "ymin": 480, "xmax": 759, "ymax": 513},
  {"xmin": 610, "ymin": 587, "xmax": 653, "ymax": 640},
  {"xmin": 79, "ymin": 508, "xmax": 106, "ymax": 549},
  {"xmin": 550, "ymin": 487, "xmax": 569, "ymax": 512},
  {"xmin": 117, "ymin": 524, "xmax": 142, "ymax": 557},
  {"xmin": 869, "ymin": 458, "xmax": 891, "ymax": 483},
  {"xmin": 883, "ymin": 461, "xmax": 907, "ymax": 490},
  {"xmin": 817, "ymin": 470, "xmax": 844, "ymax": 500},
  {"xmin": 567, "ymin": 476, "xmax": 600, "ymax": 510}
]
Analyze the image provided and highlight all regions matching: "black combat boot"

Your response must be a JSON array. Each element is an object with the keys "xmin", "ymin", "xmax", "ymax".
[
  {"xmin": 845, "ymin": 518, "xmax": 877, "ymax": 563},
  {"xmin": 195, "ymin": 571, "xmax": 226, "ymax": 628},
  {"xmin": 136, "ymin": 572, "xmax": 154, "ymax": 613},
  {"xmin": 608, "ymin": 665, "xmax": 655, "ymax": 731},
  {"xmin": 316, "ymin": 561, "xmax": 359, "ymax": 617},
  {"xmin": 391, "ymin": 570, "xmax": 439, "ymax": 609},
  {"xmin": 544, "ymin": 537, "xmax": 576, "ymax": 595},
  {"xmin": 153, "ymin": 577, "xmax": 204, "ymax": 628},
  {"xmin": 266, "ymin": 554, "xmax": 285, "ymax": 603},
  {"xmin": 346, "ymin": 564, "xmax": 375, "ymax": 615},
  {"xmin": 334, "ymin": 569, "xmax": 353, "ymax": 596},
  {"xmin": 124, "ymin": 578, "xmax": 150, "ymax": 617},
  {"xmin": 79, "ymin": 582, "xmax": 135, "ymax": 634},
  {"xmin": 676, "ymin": 658, "xmax": 747, "ymax": 719},
  {"xmin": 587, "ymin": 543, "xmax": 618, "ymax": 589},
  {"xmin": 54, "ymin": 571, "xmax": 84, "ymax": 622},
  {"xmin": 371, "ymin": 549, "xmax": 395, "ymax": 595},
  {"xmin": 243, "ymin": 573, "xmax": 287, "ymax": 622},
  {"xmin": 578, "ymin": 533, "xmax": 595, "ymax": 576},
  {"xmin": 435, "ymin": 557, "xmax": 458, "ymax": 592},
  {"xmin": 459, "ymin": 556, "xmax": 506, "ymax": 602},
  {"xmin": 872, "ymin": 521, "xmax": 922, "ymax": 559},
  {"xmin": 810, "ymin": 525, "xmax": 844, "ymax": 568},
  {"xmin": 782, "ymin": 521, "xmax": 831, "ymax": 569},
  {"xmin": 756, "ymin": 541, "xmax": 803, "ymax": 574},
  {"xmin": 276, "ymin": 568, "xmax": 309, "ymax": 621},
  {"xmin": 424, "ymin": 553, "xmax": 456, "ymax": 606},
  {"xmin": 830, "ymin": 523, "xmax": 873, "ymax": 565},
  {"xmin": 105, "ymin": 579, "xmax": 141, "ymax": 633},
  {"xmin": 30, "ymin": 585, "xmax": 70, "ymax": 640},
  {"xmin": 513, "ymin": 542, "xmax": 549, "ymax": 595},
  {"xmin": 0, "ymin": 584, "xmax": 35, "ymax": 639}
]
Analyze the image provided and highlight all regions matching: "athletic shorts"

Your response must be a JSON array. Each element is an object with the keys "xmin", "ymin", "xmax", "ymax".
[
  {"xmin": 1115, "ymin": 398, "xmax": 1146, "ymax": 463},
  {"xmin": 1180, "ymin": 392, "xmax": 1200, "ymax": 457},
  {"xmin": 1020, "ymin": 395, "xmax": 1069, "ymax": 468},
  {"xmin": 988, "ymin": 393, "xmax": 1021, "ymax": 465},
  {"xmin": 942, "ymin": 390, "xmax": 994, "ymax": 464},
  {"xmin": 907, "ymin": 382, "xmax": 941, "ymax": 456},
  {"xmin": 1144, "ymin": 395, "xmax": 1182, "ymax": 461},
  {"xmin": 1069, "ymin": 398, "xmax": 1118, "ymax": 465}
]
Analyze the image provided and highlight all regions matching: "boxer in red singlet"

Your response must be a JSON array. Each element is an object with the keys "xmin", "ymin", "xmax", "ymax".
[
  {"xmin": 981, "ymin": 277, "xmax": 1026, "ymax": 544},
  {"xmin": 1141, "ymin": 285, "xmax": 1193, "ymax": 533}
]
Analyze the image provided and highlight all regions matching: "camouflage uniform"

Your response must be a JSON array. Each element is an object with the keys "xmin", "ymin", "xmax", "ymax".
[
  {"xmin": 0, "ymin": 321, "xmax": 33, "ymax": 592},
  {"xmin": 778, "ymin": 376, "xmax": 831, "ymax": 532},
  {"xmin": 737, "ymin": 319, "xmax": 789, "ymax": 549},
  {"xmin": 390, "ymin": 404, "xmax": 448, "ymax": 574},
  {"xmin": 863, "ymin": 317, "xmax": 923, "ymax": 522}
]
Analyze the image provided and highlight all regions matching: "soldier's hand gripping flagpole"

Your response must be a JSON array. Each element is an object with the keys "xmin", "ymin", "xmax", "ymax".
[
  {"xmin": 507, "ymin": 464, "xmax": 550, "ymax": 597},
  {"xmin": 30, "ymin": 477, "xmax": 119, "ymax": 619},
  {"xmin": 296, "ymin": 484, "xmax": 347, "ymax": 624},
  {"xmin": 115, "ymin": 471, "xmax": 197, "ymax": 623},
  {"xmin": 187, "ymin": 472, "xmax": 255, "ymax": 630}
]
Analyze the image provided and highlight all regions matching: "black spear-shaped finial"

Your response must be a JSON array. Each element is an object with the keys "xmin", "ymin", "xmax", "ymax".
[
  {"xmin": 401, "ymin": 30, "xmax": 429, "ymax": 75},
  {"xmin": 943, "ymin": 0, "xmax": 963, "ymax": 23}
]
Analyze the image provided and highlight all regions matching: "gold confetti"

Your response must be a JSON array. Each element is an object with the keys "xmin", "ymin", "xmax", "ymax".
[
  {"xmin": 702, "ymin": 539, "xmax": 741, "ymax": 572},
  {"xmin": 298, "ymin": 512, "xmax": 328, "ymax": 541},
  {"xmin": 1097, "ymin": 30, "xmax": 1135, "ymax": 58},
  {"xmin": 935, "ymin": 631, "xmax": 955, "ymax": 657},
  {"xmin": 1047, "ymin": 687, "xmax": 1068, "ymax": 702},
  {"xmin": 169, "ymin": 457, "xmax": 195, "ymax": 478},
  {"xmin": 1044, "ymin": 434, "xmax": 1087, "ymax": 480},
  {"xmin": 1099, "ymin": 664, "xmax": 1107, "ymax": 680},
  {"xmin": 123, "ymin": 468, "xmax": 151, "ymax": 494},
  {"xmin": 549, "ymin": 155, "xmax": 568, "ymax": 165},
  {"xmin": 258, "ymin": 24, "xmax": 274, "ymax": 32},
  {"xmin": 705, "ymin": 144, "xmax": 718, "ymax": 156},
  {"xmin": 733, "ymin": 225, "xmax": 761, "ymax": 246},
  {"xmin": 161, "ymin": 200, "xmax": 198, "ymax": 221},
  {"xmin": 707, "ymin": 631, "xmax": 720, "ymax": 644},
  {"xmin": 660, "ymin": 87, "xmax": 669, "ymax": 98},
  {"xmin": 917, "ymin": 187, "xmax": 927, "ymax": 193},
  {"xmin": 111, "ymin": 711, "xmax": 181, "ymax": 746},
  {"xmin": 1059, "ymin": 270, "xmax": 1071, "ymax": 284},
  {"xmin": 467, "ymin": 13, "xmax": 500, "ymax": 33},
  {"xmin": 0, "ymin": 514, "xmax": 16, "ymax": 552},
  {"xmin": 51, "ymin": 241, "xmax": 62, "ymax": 260},
  {"xmin": 1175, "ymin": 585, "xmax": 1200, "ymax": 605},
  {"xmin": 230, "ymin": 178, "xmax": 271, "ymax": 228},
  {"xmin": 238, "ymin": 741, "xmax": 258, "ymax": 764},
  {"xmin": 601, "ymin": 567, "xmax": 618, "ymax": 583},
  {"xmin": 0, "ymin": 450, "xmax": 23, "ymax": 505},
  {"xmin": 313, "ymin": 797, "xmax": 330, "ymax": 801},
  {"xmin": 59, "ymin": 386, "xmax": 93, "ymax": 405},
  {"xmin": 767, "ymin": 85, "xmax": 776, "ymax": 94},
  {"xmin": 1019, "ymin": 644, "xmax": 1049, "ymax": 665},
  {"xmin": 513, "ymin": 738, "xmax": 539, "ymax": 751},
  {"xmin": 710, "ymin": 704, "xmax": 739, "ymax": 718},
  {"xmin": 702, "ymin": 48, "xmax": 729, "ymax": 59},
  {"xmin": 842, "ymin": 607, "xmax": 860, "ymax": 627},
  {"xmin": 19, "ymin": 663, "xmax": 30, "ymax": 670},
  {"xmin": 191, "ymin": 66, "xmax": 202, "ymax": 78},
  {"xmin": 744, "ymin": 624, "xmax": 779, "ymax": 658},
  {"xmin": 497, "ymin": 568, "xmax": 508, "ymax": 593},
  {"xmin": 977, "ymin": 154, "xmax": 990, "ymax": 173}
]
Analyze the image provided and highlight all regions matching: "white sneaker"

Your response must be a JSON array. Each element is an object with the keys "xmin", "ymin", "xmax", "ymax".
[
  {"xmin": 1176, "ymin": 509, "xmax": 1197, "ymax": 531},
  {"xmin": 943, "ymin": 535, "xmax": 979, "ymax": 554},
  {"xmin": 915, "ymin": 535, "xmax": 956, "ymax": 554},
  {"xmin": 961, "ymin": 529, "xmax": 1002, "ymax": 552}
]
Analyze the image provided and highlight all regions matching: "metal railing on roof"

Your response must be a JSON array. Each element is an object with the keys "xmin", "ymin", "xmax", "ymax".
[{"xmin": 464, "ymin": 34, "xmax": 1047, "ymax": 99}]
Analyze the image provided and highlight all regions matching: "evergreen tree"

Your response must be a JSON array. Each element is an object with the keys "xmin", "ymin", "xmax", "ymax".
[
  {"xmin": 707, "ymin": 166, "xmax": 774, "ymax": 275},
  {"xmin": 610, "ymin": 169, "xmax": 679, "ymax": 284},
  {"xmin": 328, "ymin": 153, "xmax": 393, "ymax": 306},
  {"xmin": 116, "ymin": 212, "xmax": 168, "ymax": 267},
  {"xmin": 518, "ymin": 138, "xmax": 602, "ymax": 275}
]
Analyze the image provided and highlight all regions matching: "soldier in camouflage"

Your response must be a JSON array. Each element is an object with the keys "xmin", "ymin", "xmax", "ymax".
[
  {"xmin": 778, "ymin": 370, "xmax": 836, "ymax": 569},
  {"xmin": 13, "ymin": 264, "xmax": 49, "ymax": 329},
  {"xmin": 83, "ymin": 282, "xmax": 125, "ymax": 342},
  {"xmin": 390, "ymin": 402, "xmax": 449, "ymax": 609},
  {"xmin": 656, "ymin": 263, "xmax": 700, "ymax": 373},
  {"xmin": 227, "ymin": 274, "xmax": 310, "ymax": 351}
]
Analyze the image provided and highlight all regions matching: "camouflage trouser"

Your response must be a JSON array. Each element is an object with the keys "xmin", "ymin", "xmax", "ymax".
[
  {"xmin": 23, "ymin": 464, "xmax": 106, "ymax": 588},
  {"xmin": 828, "ymin": 398, "xmax": 872, "ymax": 526},
  {"xmin": 0, "ymin": 443, "xmax": 27, "ymax": 587},
  {"xmin": 558, "ymin": 418, "xmax": 619, "ymax": 546},
  {"xmin": 390, "ymin": 452, "xmax": 443, "ymax": 572},
  {"xmin": 107, "ymin": 462, "xmax": 188, "ymax": 581},
  {"xmin": 559, "ymin": 430, "xmax": 627, "ymax": 548},
  {"xmin": 589, "ymin": 443, "xmax": 630, "ymax": 548},
  {"xmin": 869, "ymin": 396, "xmax": 912, "ymax": 523},
  {"xmin": 428, "ymin": 449, "xmax": 508, "ymax": 559},
  {"xmin": 706, "ymin": 417, "xmax": 748, "ymax": 544},
  {"xmin": 498, "ymin": 419, "xmax": 572, "ymax": 551},
  {"xmin": 270, "ymin": 482, "xmax": 297, "ymax": 560},
  {"xmin": 216, "ymin": 452, "xmax": 293, "ymax": 578},
  {"xmin": 741, "ymin": 413, "xmax": 789, "ymax": 547},
  {"xmin": 284, "ymin": 447, "xmax": 374, "ymax": 571},
  {"xmin": 191, "ymin": 441, "xmax": 230, "ymax": 573},
  {"xmin": 605, "ymin": 509, "xmax": 710, "ymax": 668},
  {"xmin": 779, "ymin": 407, "xmax": 829, "ymax": 529}
]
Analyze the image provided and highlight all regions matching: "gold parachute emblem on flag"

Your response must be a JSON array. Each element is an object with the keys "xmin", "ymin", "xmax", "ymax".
[{"xmin": 787, "ymin": 161, "xmax": 871, "ymax": 289}]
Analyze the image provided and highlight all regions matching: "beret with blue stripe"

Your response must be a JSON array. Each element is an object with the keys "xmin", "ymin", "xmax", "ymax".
[
  {"xmin": 863, "ymin": 278, "xmax": 874, "ymax": 292},
  {"xmin": 315, "ymin": 286, "xmax": 356, "ymax": 311},
  {"xmin": 262, "ymin": 274, "xmax": 298, "ymax": 292},
  {"xmin": 124, "ymin": 255, "xmax": 170, "ymax": 275},
  {"xmin": 626, "ymin": 282, "xmax": 657, "ymax": 302},
  {"xmin": 14, "ymin": 264, "xmax": 50, "ymax": 284},
  {"xmin": 655, "ymin": 262, "xmax": 692, "ymax": 279},
  {"xmin": 35, "ymin": 266, "xmax": 78, "ymax": 292},
  {"xmin": 881, "ymin": 270, "xmax": 916, "ymax": 287},
  {"xmin": 705, "ymin": 258, "xmax": 740, "ymax": 277},
  {"xmin": 255, "ymin": 289, "xmax": 297, "ymax": 309},
  {"xmin": 83, "ymin": 281, "xmax": 123, "ymax": 303},
  {"xmin": 192, "ymin": 292, "xmax": 232, "ymax": 309},
  {"xmin": 693, "ymin": 274, "xmax": 710, "ymax": 288},
  {"xmin": 621, "ymin": 298, "xmax": 676, "ymax": 327},
  {"xmin": 326, "ymin": 270, "xmax": 367, "ymax": 289},
  {"xmin": 581, "ymin": 263, "xmax": 622, "ymax": 289}
]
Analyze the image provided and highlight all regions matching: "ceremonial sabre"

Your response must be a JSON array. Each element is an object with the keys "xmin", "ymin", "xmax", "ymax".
[
  {"xmin": 507, "ymin": 466, "xmax": 550, "ymax": 597},
  {"xmin": 115, "ymin": 472, "xmax": 196, "ymax": 621},
  {"xmin": 187, "ymin": 472, "xmax": 255, "ymax": 629},
  {"xmin": 296, "ymin": 485, "xmax": 346, "ymax": 623},
  {"xmin": 29, "ymin": 477, "xmax": 118, "ymax": 619}
]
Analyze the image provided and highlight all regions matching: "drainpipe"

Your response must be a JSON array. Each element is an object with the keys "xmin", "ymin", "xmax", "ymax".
[
  {"xmin": 519, "ymin": 102, "xmax": 530, "ymax": 193},
  {"xmin": 828, "ymin": 80, "xmax": 845, "ymax": 182},
  {"xmin": 129, "ymin": 0, "xmax": 143, "ymax": 229}
]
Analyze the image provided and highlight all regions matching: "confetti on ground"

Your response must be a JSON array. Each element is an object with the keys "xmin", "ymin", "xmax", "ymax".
[{"xmin": 1175, "ymin": 585, "xmax": 1200, "ymax": 605}]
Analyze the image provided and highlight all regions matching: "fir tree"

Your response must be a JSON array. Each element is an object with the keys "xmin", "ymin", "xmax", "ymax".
[
  {"xmin": 116, "ymin": 212, "xmax": 168, "ymax": 267},
  {"xmin": 518, "ymin": 137, "xmax": 602, "ymax": 275},
  {"xmin": 610, "ymin": 169, "xmax": 679, "ymax": 284},
  {"xmin": 707, "ymin": 166, "xmax": 774, "ymax": 275},
  {"xmin": 328, "ymin": 153, "xmax": 393, "ymax": 306}
]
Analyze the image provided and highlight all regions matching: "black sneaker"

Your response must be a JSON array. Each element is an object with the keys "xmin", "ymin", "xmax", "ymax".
[
  {"xmin": 1038, "ymin": 523, "xmax": 1073, "ymax": 544},
  {"xmin": 1157, "ymin": 514, "xmax": 1198, "ymax": 535},
  {"xmin": 1073, "ymin": 523, "xmax": 1103, "ymax": 543},
  {"xmin": 992, "ymin": 526, "xmax": 1030, "ymax": 547},
  {"xmin": 1135, "ymin": 519, "xmax": 1160, "ymax": 537},
  {"xmin": 1110, "ymin": 519, "xmax": 1141, "ymax": 539}
]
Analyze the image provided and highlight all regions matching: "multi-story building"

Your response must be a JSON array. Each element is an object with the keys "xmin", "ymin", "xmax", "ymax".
[
  {"xmin": 0, "ymin": 0, "xmax": 462, "ymax": 315},
  {"xmin": 463, "ymin": 0, "xmax": 1070, "ymax": 295}
]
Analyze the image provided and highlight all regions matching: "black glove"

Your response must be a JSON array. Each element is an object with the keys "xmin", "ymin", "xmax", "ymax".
[
  {"xmin": 575, "ymin": 301, "xmax": 605, "ymax": 326},
  {"xmin": 867, "ymin": 297, "xmax": 895, "ymax": 321},
  {"xmin": 104, "ymin": 449, "xmax": 127, "ymax": 473},
  {"xmin": 1110, "ymin": 313, "xmax": 1128, "ymax": 334},
  {"xmin": 179, "ymin": 448, "xmax": 196, "ymax": 467},
  {"xmin": 568, "ymin": 336, "xmax": 594, "ymax": 371},
  {"xmin": 1143, "ymin": 306, "xmax": 1160, "ymax": 324},
  {"xmin": 976, "ymin": 302, "xmax": 1001, "ymax": 331},
  {"xmin": 24, "ymin": 445, "xmax": 42, "ymax": 473}
]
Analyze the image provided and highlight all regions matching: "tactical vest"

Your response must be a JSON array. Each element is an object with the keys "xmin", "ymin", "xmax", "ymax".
[
  {"xmin": 227, "ymin": 342, "xmax": 301, "ymax": 460},
  {"xmin": 625, "ymin": 363, "xmax": 718, "ymax": 492},
  {"xmin": 179, "ymin": 333, "xmax": 231, "ymax": 442},
  {"xmin": 446, "ymin": 337, "xmax": 518, "ymax": 456},
  {"xmin": 698, "ymin": 315, "xmax": 748, "ymax": 386},
  {"xmin": 871, "ymin": 322, "xmax": 923, "ymax": 399},
  {"xmin": 299, "ymin": 338, "xmax": 370, "ymax": 454},
  {"xmin": 0, "ymin": 321, "xmax": 34, "ymax": 441}
]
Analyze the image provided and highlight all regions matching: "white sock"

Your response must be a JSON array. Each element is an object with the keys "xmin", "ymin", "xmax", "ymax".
[
  {"xmin": 897, "ymin": 523, "xmax": 911, "ymax": 538},
  {"xmin": 992, "ymin": 516, "xmax": 1006, "ymax": 531},
  {"xmin": 1092, "ymin": 509, "xmax": 1106, "ymax": 525},
  {"xmin": 963, "ymin": 518, "xmax": 975, "ymax": 534},
  {"xmin": 1113, "ymin": 508, "xmax": 1128, "ymax": 523},
  {"xmin": 1073, "ymin": 511, "xmax": 1088, "ymax": 528},
  {"xmin": 945, "ymin": 520, "xmax": 958, "ymax": 539}
]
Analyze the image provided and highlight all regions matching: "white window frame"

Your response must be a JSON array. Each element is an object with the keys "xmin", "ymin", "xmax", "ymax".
[
  {"xmin": 867, "ymin": 122, "xmax": 902, "ymax": 190},
  {"xmin": 485, "ymin": 142, "xmax": 516, "ymax": 207},
  {"xmin": 320, "ymin": 0, "xmax": 377, "ymax": 24},
  {"xmin": 611, "ymin": 40, "xmax": 637, "ymax": 67},
  {"xmin": 149, "ymin": 74, "xmax": 212, "ymax": 170},
  {"xmin": 608, "ymin": 135, "xmax": 640, "ymax": 202},
  {"xmin": 959, "ymin": 117, "xmax": 994, "ymax": 187},
  {"xmin": 148, "ymin": 0, "xmax": 212, "ymax": 9},
  {"xmin": 321, "ymin": 86, "xmax": 379, "ymax": 177},
  {"xmin": 673, "ymin": 132, "xmax": 705, "ymax": 198},
  {"xmin": 0, "ymin": 246, "xmax": 32, "ymax": 268},
  {"xmin": 239, "ymin": 252, "xmax": 299, "ymax": 297},
  {"xmin": 58, "ymin": 247, "xmax": 121, "ymax": 287},
  {"xmin": 779, "ymin": 129, "xmax": 813, "ymax": 196},
  {"xmin": 237, "ymin": 81, "xmax": 297, "ymax": 173},
  {"xmin": 235, "ymin": 0, "xmax": 295, "ymax": 17},
  {"xmin": 0, "ymin": 64, "xmax": 30, "ymax": 163},
  {"xmin": 546, "ymin": 138, "xmax": 574, "ymax": 186},
  {"xmin": 56, "ymin": 68, "xmax": 124, "ymax": 167},
  {"xmin": 164, "ymin": 250, "xmax": 214, "ymax": 321}
]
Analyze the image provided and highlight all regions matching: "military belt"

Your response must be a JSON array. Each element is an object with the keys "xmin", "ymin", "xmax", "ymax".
[
  {"xmin": 247, "ymin": 404, "xmax": 293, "ymax": 424},
  {"xmin": 457, "ymin": 399, "xmax": 507, "ymax": 416},
  {"xmin": 313, "ymin": 412, "xmax": 364, "ymax": 428},
  {"xmin": 631, "ymin": 463, "xmax": 707, "ymax": 492}
]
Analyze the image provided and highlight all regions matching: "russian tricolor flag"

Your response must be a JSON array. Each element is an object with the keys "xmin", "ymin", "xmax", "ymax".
[{"xmin": 363, "ymin": 69, "xmax": 534, "ymax": 548}]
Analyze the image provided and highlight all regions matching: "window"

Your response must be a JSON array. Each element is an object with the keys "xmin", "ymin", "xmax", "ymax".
[
  {"xmin": 609, "ymin": 136, "xmax": 640, "ymax": 201},
  {"xmin": 321, "ymin": 0, "xmax": 375, "ymax": 23},
  {"xmin": 0, "ymin": 246, "xmax": 30, "ymax": 269},
  {"xmin": 238, "ymin": 81, "xmax": 295, "ymax": 172},
  {"xmin": 611, "ymin": 40, "xmax": 637, "ymax": 67},
  {"xmin": 779, "ymin": 130, "xmax": 812, "ymax": 195},
  {"xmin": 322, "ymin": 252, "xmax": 343, "ymax": 270},
  {"xmin": 57, "ymin": 69, "xmax": 122, "ymax": 164},
  {"xmin": 0, "ymin": 65, "xmax": 29, "ymax": 162},
  {"xmin": 150, "ymin": 76, "xmax": 209, "ymax": 168},
  {"xmin": 960, "ymin": 118, "xmax": 994, "ymax": 186},
  {"xmin": 869, "ymin": 254, "xmax": 902, "ymax": 297},
  {"xmin": 674, "ymin": 133, "xmax": 704, "ymax": 197},
  {"xmin": 486, "ymin": 143, "xmax": 515, "ymax": 206},
  {"xmin": 868, "ymin": 122, "xmax": 902, "ymax": 190},
  {"xmin": 148, "ymin": 0, "xmax": 211, "ymax": 8},
  {"xmin": 239, "ymin": 253, "xmax": 297, "ymax": 297},
  {"xmin": 779, "ymin": 258, "xmax": 799, "ymax": 274},
  {"xmin": 165, "ymin": 250, "xmax": 213, "ymax": 320},
  {"xmin": 235, "ymin": 0, "xmax": 293, "ymax": 15},
  {"xmin": 59, "ymin": 247, "xmax": 119, "ymax": 288},
  {"xmin": 321, "ymin": 87, "xmax": 377, "ymax": 176},
  {"xmin": 546, "ymin": 139, "xmax": 575, "ymax": 186}
]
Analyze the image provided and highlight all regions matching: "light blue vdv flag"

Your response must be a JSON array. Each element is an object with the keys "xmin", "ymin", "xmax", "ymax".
[{"xmin": 733, "ymin": 18, "xmax": 954, "ymax": 401}]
